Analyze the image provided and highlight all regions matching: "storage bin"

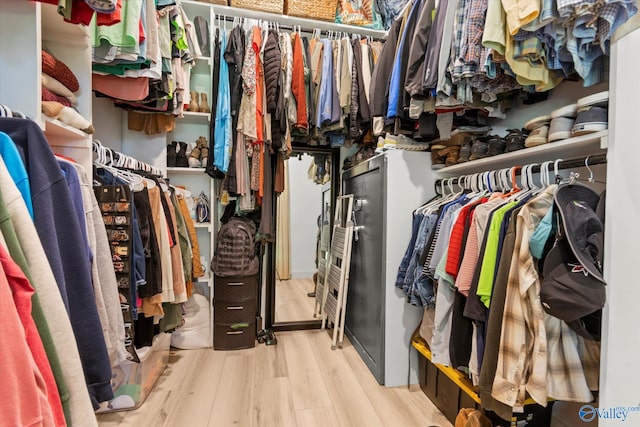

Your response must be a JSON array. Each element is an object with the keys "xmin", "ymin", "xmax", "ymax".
[
  {"xmin": 214, "ymin": 322, "xmax": 256, "ymax": 350},
  {"xmin": 214, "ymin": 298, "xmax": 256, "ymax": 324},
  {"xmin": 214, "ymin": 274, "xmax": 258, "ymax": 300},
  {"xmin": 229, "ymin": 0, "xmax": 283, "ymax": 14},
  {"xmin": 285, "ymin": 0, "xmax": 338, "ymax": 21}
]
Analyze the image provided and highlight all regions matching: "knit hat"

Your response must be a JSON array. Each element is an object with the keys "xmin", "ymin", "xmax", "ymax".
[{"xmin": 41, "ymin": 50, "xmax": 80, "ymax": 93}]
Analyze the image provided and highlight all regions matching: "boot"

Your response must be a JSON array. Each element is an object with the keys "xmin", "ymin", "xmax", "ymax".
[
  {"xmin": 167, "ymin": 141, "xmax": 177, "ymax": 167},
  {"xmin": 176, "ymin": 141, "xmax": 190, "ymax": 167},
  {"xmin": 197, "ymin": 136, "xmax": 209, "ymax": 167},
  {"xmin": 189, "ymin": 140, "xmax": 202, "ymax": 168},
  {"xmin": 199, "ymin": 93, "xmax": 211, "ymax": 113},
  {"xmin": 189, "ymin": 91, "xmax": 200, "ymax": 112}
]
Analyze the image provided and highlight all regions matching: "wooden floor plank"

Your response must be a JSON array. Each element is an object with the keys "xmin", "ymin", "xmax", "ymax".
[
  {"xmin": 252, "ymin": 377, "xmax": 297, "ymax": 427},
  {"xmin": 281, "ymin": 331, "xmax": 333, "ymax": 411},
  {"xmin": 308, "ymin": 330, "xmax": 384, "ymax": 427},
  {"xmin": 295, "ymin": 406, "xmax": 341, "ymax": 427},
  {"xmin": 208, "ymin": 351, "xmax": 256, "ymax": 427},
  {"xmin": 162, "ymin": 349, "xmax": 226, "ymax": 427}
]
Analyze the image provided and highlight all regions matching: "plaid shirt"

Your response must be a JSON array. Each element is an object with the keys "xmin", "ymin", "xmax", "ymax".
[{"xmin": 492, "ymin": 186, "xmax": 555, "ymax": 409}]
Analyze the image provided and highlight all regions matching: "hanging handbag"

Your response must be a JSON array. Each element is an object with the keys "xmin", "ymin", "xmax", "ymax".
[{"xmin": 196, "ymin": 191, "xmax": 210, "ymax": 223}]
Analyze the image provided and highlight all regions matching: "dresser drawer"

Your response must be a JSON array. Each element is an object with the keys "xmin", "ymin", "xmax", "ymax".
[
  {"xmin": 214, "ymin": 322, "xmax": 255, "ymax": 350},
  {"xmin": 214, "ymin": 275, "xmax": 257, "ymax": 301},
  {"xmin": 214, "ymin": 299, "xmax": 256, "ymax": 324}
]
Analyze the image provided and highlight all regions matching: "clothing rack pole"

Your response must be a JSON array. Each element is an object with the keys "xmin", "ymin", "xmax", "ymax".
[
  {"xmin": 203, "ymin": 3, "xmax": 388, "ymax": 40},
  {"xmin": 433, "ymin": 153, "xmax": 608, "ymax": 188}
]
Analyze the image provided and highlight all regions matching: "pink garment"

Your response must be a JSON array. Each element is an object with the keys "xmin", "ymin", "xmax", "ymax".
[
  {"xmin": 42, "ymin": 87, "xmax": 73, "ymax": 108},
  {"xmin": 92, "ymin": 73, "xmax": 149, "ymax": 101},
  {"xmin": 0, "ymin": 245, "xmax": 66, "ymax": 426},
  {"xmin": 0, "ymin": 259, "xmax": 54, "ymax": 427}
]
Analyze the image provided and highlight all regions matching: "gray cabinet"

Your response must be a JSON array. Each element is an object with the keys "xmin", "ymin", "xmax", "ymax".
[{"xmin": 342, "ymin": 150, "xmax": 436, "ymax": 386}]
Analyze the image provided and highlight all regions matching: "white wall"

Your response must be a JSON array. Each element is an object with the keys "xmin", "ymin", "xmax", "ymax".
[{"xmin": 288, "ymin": 154, "xmax": 323, "ymax": 279}]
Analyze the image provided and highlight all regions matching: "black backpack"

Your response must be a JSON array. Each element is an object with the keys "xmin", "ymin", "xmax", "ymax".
[{"xmin": 211, "ymin": 216, "xmax": 259, "ymax": 277}]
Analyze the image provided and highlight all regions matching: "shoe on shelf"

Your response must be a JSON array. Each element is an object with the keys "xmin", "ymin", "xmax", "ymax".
[
  {"xmin": 548, "ymin": 117, "xmax": 575, "ymax": 142},
  {"xmin": 458, "ymin": 141, "xmax": 471, "ymax": 163},
  {"xmin": 577, "ymin": 91, "xmax": 609, "ymax": 111},
  {"xmin": 524, "ymin": 115, "xmax": 552, "ymax": 131},
  {"xmin": 551, "ymin": 103, "xmax": 578, "ymax": 119},
  {"xmin": 438, "ymin": 145, "xmax": 461, "ymax": 167},
  {"xmin": 200, "ymin": 93, "xmax": 211, "ymax": 113},
  {"xmin": 487, "ymin": 136, "xmax": 506, "ymax": 156},
  {"xmin": 167, "ymin": 141, "xmax": 177, "ymax": 167},
  {"xmin": 199, "ymin": 141, "xmax": 209, "ymax": 168},
  {"xmin": 469, "ymin": 137, "xmax": 489, "ymax": 161},
  {"xmin": 572, "ymin": 106, "xmax": 608, "ymax": 136},
  {"xmin": 504, "ymin": 129, "xmax": 527, "ymax": 152},
  {"xmin": 525, "ymin": 125, "xmax": 549, "ymax": 147},
  {"xmin": 189, "ymin": 91, "xmax": 200, "ymax": 112},
  {"xmin": 430, "ymin": 150, "xmax": 446, "ymax": 170},
  {"xmin": 176, "ymin": 141, "xmax": 190, "ymax": 167}
]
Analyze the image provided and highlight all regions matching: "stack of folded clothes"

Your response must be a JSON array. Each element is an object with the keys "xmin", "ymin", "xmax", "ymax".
[{"xmin": 41, "ymin": 50, "xmax": 94, "ymax": 134}]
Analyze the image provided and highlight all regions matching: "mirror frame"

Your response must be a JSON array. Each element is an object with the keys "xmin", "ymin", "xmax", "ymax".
[{"xmin": 265, "ymin": 145, "xmax": 342, "ymax": 331}]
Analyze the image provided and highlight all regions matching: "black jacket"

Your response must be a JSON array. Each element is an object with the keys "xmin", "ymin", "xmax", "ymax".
[{"xmin": 369, "ymin": 19, "xmax": 402, "ymax": 118}]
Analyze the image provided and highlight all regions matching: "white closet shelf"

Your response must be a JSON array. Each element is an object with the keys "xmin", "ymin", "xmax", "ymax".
[
  {"xmin": 178, "ymin": 111, "xmax": 211, "ymax": 123},
  {"xmin": 194, "ymin": 222, "xmax": 212, "ymax": 230},
  {"xmin": 180, "ymin": 1, "xmax": 388, "ymax": 39},
  {"xmin": 41, "ymin": 3, "xmax": 90, "ymax": 42},
  {"xmin": 435, "ymin": 130, "xmax": 608, "ymax": 176},
  {"xmin": 166, "ymin": 166, "xmax": 208, "ymax": 174},
  {"xmin": 43, "ymin": 118, "xmax": 91, "ymax": 146}
]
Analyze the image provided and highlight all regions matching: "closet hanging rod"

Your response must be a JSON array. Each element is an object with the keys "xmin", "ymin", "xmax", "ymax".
[
  {"xmin": 181, "ymin": 1, "xmax": 388, "ymax": 39},
  {"xmin": 433, "ymin": 153, "xmax": 608, "ymax": 187}
]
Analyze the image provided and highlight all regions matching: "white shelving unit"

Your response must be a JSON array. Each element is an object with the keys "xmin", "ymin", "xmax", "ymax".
[{"xmin": 435, "ymin": 131, "xmax": 608, "ymax": 176}]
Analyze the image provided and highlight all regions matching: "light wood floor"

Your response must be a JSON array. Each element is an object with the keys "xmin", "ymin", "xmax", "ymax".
[
  {"xmin": 97, "ymin": 330, "xmax": 452, "ymax": 427},
  {"xmin": 275, "ymin": 278, "xmax": 317, "ymax": 323}
]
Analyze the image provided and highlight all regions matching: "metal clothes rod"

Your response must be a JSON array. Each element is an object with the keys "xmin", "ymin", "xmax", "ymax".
[
  {"xmin": 181, "ymin": 1, "xmax": 388, "ymax": 39},
  {"xmin": 434, "ymin": 153, "xmax": 608, "ymax": 187}
]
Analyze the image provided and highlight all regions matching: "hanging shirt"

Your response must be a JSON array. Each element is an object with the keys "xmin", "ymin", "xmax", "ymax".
[
  {"xmin": 0, "ymin": 132, "xmax": 33, "ymax": 218},
  {"xmin": 317, "ymin": 39, "xmax": 334, "ymax": 126},
  {"xmin": 215, "ymin": 30, "xmax": 232, "ymax": 173}
]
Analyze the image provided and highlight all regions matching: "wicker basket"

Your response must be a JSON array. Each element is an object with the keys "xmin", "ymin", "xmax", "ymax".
[
  {"xmin": 229, "ymin": 0, "xmax": 284, "ymax": 14},
  {"xmin": 193, "ymin": 0, "xmax": 229, "ymax": 5},
  {"xmin": 285, "ymin": 0, "xmax": 338, "ymax": 21}
]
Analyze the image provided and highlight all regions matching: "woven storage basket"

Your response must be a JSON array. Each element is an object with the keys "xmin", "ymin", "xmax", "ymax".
[
  {"xmin": 285, "ymin": 0, "xmax": 338, "ymax": 21},
  {"xmin": 229, "ymin": 0, "xmax": 283, "ymax": 13},
  {"xmin": 193, "ymin": 0, "xmax": 229, "ymax": 5}
]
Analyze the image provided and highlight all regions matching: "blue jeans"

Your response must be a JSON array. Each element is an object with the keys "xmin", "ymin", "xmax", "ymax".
[
  {"xmin": 403, "ymin": 214, "xmax": 437, "ymax": 302},
  {"xmin": 395, "ymin": 213, "xmax": 423, "ymax": 289}
]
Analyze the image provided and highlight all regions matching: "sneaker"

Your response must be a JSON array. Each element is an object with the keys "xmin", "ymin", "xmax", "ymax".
[
  {"xmin": 396, "ymin": 134, "xmax": 430, "ymax": 151},
  {"xmin": 524, "ymin": 115, "xmax": 552, "ymax": 131},
  {"xmin": 572, "ymin": 106, "xmax": 608, "ymax": 136},
  {"xmin": 487, "ymin": 136, "xmax": 506, "ymax": 156},
  {"xmin": 551, "ymin": 103, "xmax": 578, "ymax": 119},
  {"xmin": 458, "ymin": 141, "xmax": 471, "ymax": 163},
  {"xmin": 504, "ymin": 129, "xmax": 527, "ymax": 152},
  {"xmin": 577, "ymin": 91, "xmax": 609, "ymax": 111},
  {"xmin": 469, "ymin": 137, "xmax": 489, "ymax": 161},
  {"xmin": 375, "ymin": 136, "xmax": 385, "ymax": 153},
  {"xmin": 525, "ymin": 125, "xmax": 549, "ymax": 147},
  {"xmin": 548, "ymin": 117, "xmax": 575, "ymax": 142}
]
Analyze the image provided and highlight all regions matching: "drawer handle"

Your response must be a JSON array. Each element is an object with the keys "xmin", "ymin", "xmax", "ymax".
[
  {"xmin": 227, "ymin": 282, "xmax": 244, "ymax": 286},
  {"xmin": 227, "ymin": 306, "xmax": 244, "ymax": 310},
  {"xmin": 226, "ymin": 331, "xmax": 243, "ymax": 335}
]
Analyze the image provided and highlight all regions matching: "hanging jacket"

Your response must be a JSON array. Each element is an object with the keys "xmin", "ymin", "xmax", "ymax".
[
  {"xmin": 291, "ymin": 33, "xmax": 309, "ymax": 130},
  {"xmin": 387, "ymin": 0, "xmax": 423, "ymax": 118},
  {"xmin": 263, "ymin": 30, "xmax": 281, "ymax": 114},
  {"xmin": 422, "ymin": 0, "xmax": 452, "ymax": 91},
  {"xmin": 353, "ymin": 37, "xmax": 370, "ymax": 123},
  {"xmin": 405, "ymin": 0, "xmax": 436, "ymax": 98},
  {"xmin": 349, "ymin": 38, "xmax": 361, "ymax": 138},
  {"xmin": 369, "ymin": 19, "xmax": 402, "ymax": 117}
]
